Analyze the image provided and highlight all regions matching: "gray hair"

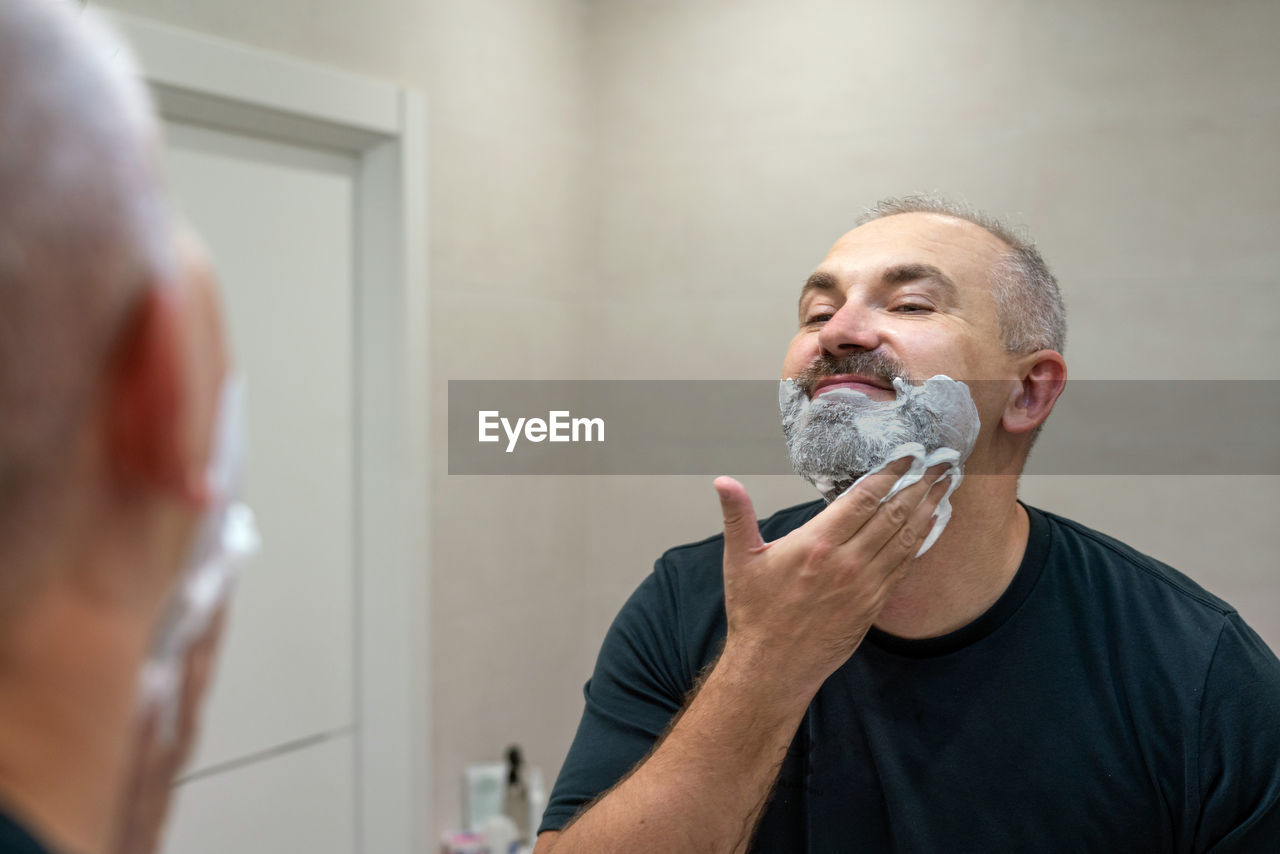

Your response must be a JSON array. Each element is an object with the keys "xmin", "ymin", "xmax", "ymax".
[
  {"xmin": 856, "ymin": 194, "xmax": 1067, "ymax": 355},
  {"xmin": 0, "ymin": 0, "xmax": 172, "ymax": 514}
]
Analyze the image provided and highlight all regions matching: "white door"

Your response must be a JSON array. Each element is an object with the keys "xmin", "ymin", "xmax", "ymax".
[
  {"xmin": 159, "ymin": 122, "xmax": 360, "ymax": 854},
  {"xmin": 102, "ymin": 12, "xmax": 430, "ymax": 854}
]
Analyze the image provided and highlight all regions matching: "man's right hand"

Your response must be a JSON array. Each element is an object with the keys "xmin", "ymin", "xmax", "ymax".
[
  {"xmin": 537, "ymin": 462, "xmax": 951, "ymax": 854},
  {"xmin": 111, "ymin": 605, "xmax": 229, "ymax": 854},
  {"xmin": 714, "ymin": 458, "xmax": 951, "ymax": 699}
]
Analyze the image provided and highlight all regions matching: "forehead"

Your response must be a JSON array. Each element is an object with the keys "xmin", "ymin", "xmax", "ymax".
[{"xmin": 814, "ymin": 212, "xmax": 1010, "ymax": 293}]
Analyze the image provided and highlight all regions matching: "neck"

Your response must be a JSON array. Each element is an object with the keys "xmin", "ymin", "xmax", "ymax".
[
  {"xmin": 0, "ymin": 587, "xmax": 149, "ymax": 854},
  {"xmin": 873, "ymin": 474, "xmax": 1029, "ymax": 640}
]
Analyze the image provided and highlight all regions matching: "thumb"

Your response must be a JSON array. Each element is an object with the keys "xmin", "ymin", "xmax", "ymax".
[{"xmin": 714, "ymin": 476, "xmax": 764, "ymax": 556}]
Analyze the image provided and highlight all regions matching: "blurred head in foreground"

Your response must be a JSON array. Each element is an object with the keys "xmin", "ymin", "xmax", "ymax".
[{"xmin": 0, "ymin": 1, "xmax": 232, "ymax": 852}]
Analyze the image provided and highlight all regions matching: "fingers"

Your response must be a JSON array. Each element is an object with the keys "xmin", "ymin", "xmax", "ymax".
[
  {"xmin": 714, "ymin": 476, "xmax": 765, "ymax": 556},
  {"xmin": 814, "ymin": 456, "xmax": 916, "ymax": 544},
  {"xmin": 111, "ymin": 607, "xmax": 231, "ymax": 854},
  {"xmin": 849, "ymin": 460, "xmax": 952, "ymax": 540},
  {"xmin": 175, "ymin": 603, "xmax": 230, "ymax": 771},
  {"xmin": 865, "ymin": 468, "xmax": 954, "ymax": 587},
  {"xmin": 111, "ymin": 707, "xmax": 169, "ymax": 854}
]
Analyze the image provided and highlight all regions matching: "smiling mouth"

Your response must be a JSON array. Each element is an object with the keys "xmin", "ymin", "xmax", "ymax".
[{"xmin": 810, "ymin": 375, "xmax": 894, "ymax": 400}]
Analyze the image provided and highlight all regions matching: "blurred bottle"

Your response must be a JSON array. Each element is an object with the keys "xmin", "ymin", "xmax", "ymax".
[{"xmin": 503, "ymin": 745, "xmax": 531, "ymax": 843}]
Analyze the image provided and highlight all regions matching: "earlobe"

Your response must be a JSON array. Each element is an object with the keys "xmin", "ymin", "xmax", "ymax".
[
  {"xmin": 1002, "ymin": 351, "xmax": 1067, "ymax": 435},
  {"xmin": 106, "ymin": 286, "xmax": 202, "ymax": 503}
]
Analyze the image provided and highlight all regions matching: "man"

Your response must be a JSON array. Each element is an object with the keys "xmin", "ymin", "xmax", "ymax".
[
  {"xmin": 0, "ymin": 2, "xmax": 236, "ymax": 853},
  {"xmin": 534, "ymin": 197, "xmax": 1280, "ymax": 852}
]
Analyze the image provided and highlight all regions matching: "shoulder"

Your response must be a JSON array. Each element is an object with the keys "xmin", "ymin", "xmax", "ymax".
[
  {"xmin": 1036, "ymin": 505, "xmax": 1237, "ymax": 618},
  {"xmin": 1032, "ymin": 510, "xmax": 1280, "ymax": 844},
  {"xmin": 0, "ymin": 809, "xmax": 54, "ymax": 854},
  {"xmin": 1030, "ymin": 505, "xmax": 1263, "ymax": 682}
]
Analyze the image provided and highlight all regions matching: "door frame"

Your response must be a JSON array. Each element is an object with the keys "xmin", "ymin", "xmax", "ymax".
[{"xmin": 99, "ymin": 11, "xmax": 430, "ymax": 854}]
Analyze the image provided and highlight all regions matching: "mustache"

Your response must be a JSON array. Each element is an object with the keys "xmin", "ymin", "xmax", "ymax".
[{"xmin": 794, "ymin": 351, "xmax": 913, "ymax": 397}]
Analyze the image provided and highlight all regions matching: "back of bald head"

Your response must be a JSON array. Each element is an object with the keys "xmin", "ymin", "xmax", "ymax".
[{"xmin": 0, "ymin": 0, "xmax": 172, "ymax": 516}]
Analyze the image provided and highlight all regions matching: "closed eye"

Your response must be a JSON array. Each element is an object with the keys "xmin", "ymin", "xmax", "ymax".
[{"xmin": 892, "ymin": 303, "xmax": 932, "ymax": 314}]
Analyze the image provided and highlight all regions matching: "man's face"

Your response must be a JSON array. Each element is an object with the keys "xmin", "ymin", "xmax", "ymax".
[{"xmin": 782, "ymin": 212, "xmax": 1019, "ymax": 456}]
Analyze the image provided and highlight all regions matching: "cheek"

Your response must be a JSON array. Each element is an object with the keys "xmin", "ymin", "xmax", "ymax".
[
  {"xmin": 894, "ymin": 332, "xmax": 974, "ymax": 382},
  {"xmin": 897, "ymin": 319, "xmax": 1008, "ymax": 384},
  {"xmin": 962, "ymin": 378, "xmax": 1023, "ymax": 447},
  {"xmin": 781, "ymin": 333, "xmax": 817, "ymax": 379},
  {"xmin": 972, "ymin": 383, "xmax": 1009, "ymax": 425}
]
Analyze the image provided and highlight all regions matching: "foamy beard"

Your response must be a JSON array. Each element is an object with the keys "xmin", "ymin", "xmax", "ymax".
[{"xmin": 779, "ymin": 375, "xmax": 980, "ymax": 556}]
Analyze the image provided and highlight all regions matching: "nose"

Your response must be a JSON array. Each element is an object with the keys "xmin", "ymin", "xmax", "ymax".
[{"xmin": 816, "ymin": 301, "xmax": 881, "ymax": 356}]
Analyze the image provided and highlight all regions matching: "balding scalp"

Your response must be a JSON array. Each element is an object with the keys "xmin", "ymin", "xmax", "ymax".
[
  {"xmin": 857, "ymin": 194, "xmax": 1067, "ymax": 356},
  {"xmin": 0, "ymin": 0, "xmax": 172, "ymax": 514}
]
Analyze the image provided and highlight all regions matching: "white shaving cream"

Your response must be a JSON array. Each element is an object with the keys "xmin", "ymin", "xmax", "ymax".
[{"xmin": 779, "ymin": 375, "xmax": 980, "ymax": 556}]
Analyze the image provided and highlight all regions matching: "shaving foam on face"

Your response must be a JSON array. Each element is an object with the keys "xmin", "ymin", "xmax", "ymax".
[
  {"xmin": 779, "ymin": 374, "xmax": 980, "ymax": 556},
  {"xmin": 140, "ymin": 377, "xmax": 259, "ymax": 742}
]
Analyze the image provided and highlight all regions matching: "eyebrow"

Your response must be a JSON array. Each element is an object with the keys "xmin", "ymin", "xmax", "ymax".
[
  {"xmin": 797, "ymin": 271, "xmax": 841, "ymax": 315},
  {"xmin": 797, "ymin": 263, "xmax": 959, "ymax": 314},
  {"xmin": 881, "ymin": 263, "xmax": 959, "ymax": 299}
]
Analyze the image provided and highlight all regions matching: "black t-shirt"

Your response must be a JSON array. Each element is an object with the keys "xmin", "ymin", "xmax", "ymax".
[
  {"xmin": 542, "ymin": 501, "xmax": 1280, "ymax": 852},
  {"xmin": 0, "ymin": 811, "xmax": 52, "ymax": 854}
]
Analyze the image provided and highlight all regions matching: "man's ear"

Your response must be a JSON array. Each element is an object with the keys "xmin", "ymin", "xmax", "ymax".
[
  {"xmin": 106, "ymin": 285, "xmax": 207, "ymax": 506},
  {"xmin": 1002, "ymin": 350, "xmax": 1067, "ymax": 436}
]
